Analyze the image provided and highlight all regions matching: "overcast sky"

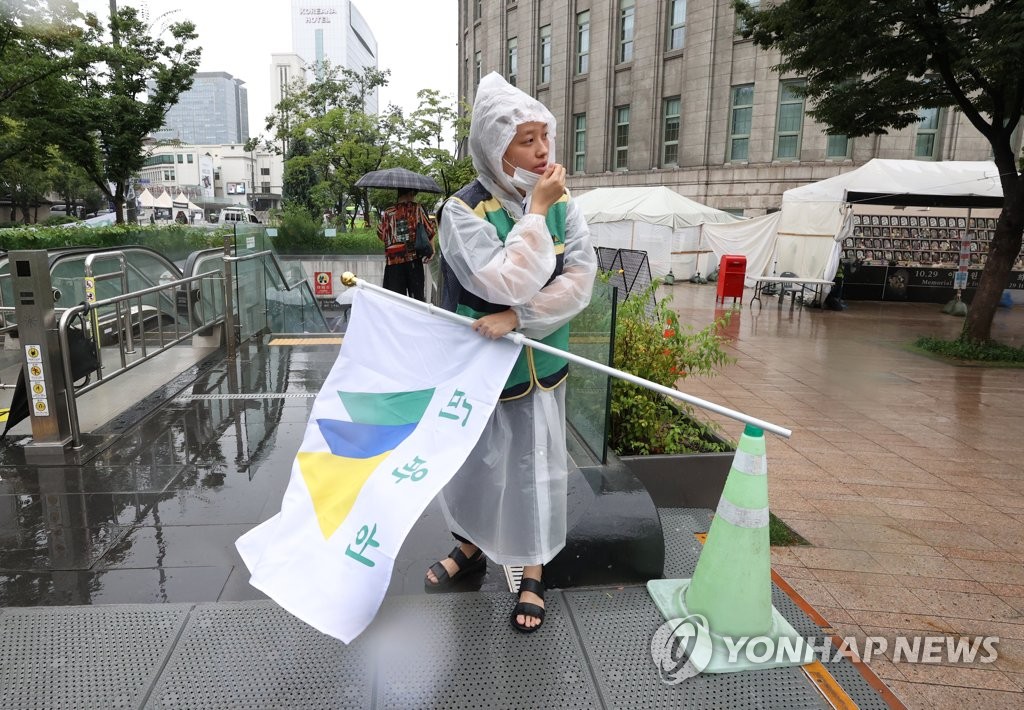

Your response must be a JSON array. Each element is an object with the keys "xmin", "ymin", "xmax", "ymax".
[{"xmin": 75, "ymin": 0, "xmax": 459, "ymax": 136}]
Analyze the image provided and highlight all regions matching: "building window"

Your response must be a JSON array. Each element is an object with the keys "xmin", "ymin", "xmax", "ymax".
[
  {"xmin": 619, "ymin": 0, "xmax": 635, "ymax": 63},
  {"xmin": 261, "ymin": 181, "xmax": 271, "ymax": 193},
  {"xmin": 736, "ymin": 0, "xmax": 760, "ymax": 33},
  {"xmin": 186, "ymin": 154, "xmax": 194, "ymax": 164},
  {"xmin": 260, "ymin": 167, "xmax": 271, "ymax": 176},
  {"xmin": 538, "ymin": 25, "xmax": 551, "ymax": 83},
  {"xmin": 915, "ymin": 108, "xmax": 941, "ymax": 159},
  {"xmin": 507, "ymin": 37, "xmax": 518, "ymax": 86},
  {"xmin": 614, "ymin": 105, "xmax": 630, "ymax": 170},
  {"xmin": 826, "ymin": 134, "xmax": 851, "ymax": 159},
  {"xmin": 774, "ymin": 80, "xmax": 806, "ymax": 160},
  {"xmin": 662, "ymin": 97, "xmax": 681, "ymax": 165},
  {"xmin": 728, "ymin": 84, "xmax": 754, "ymax": 162},
  {"xmin": 573, "ymin": 113, "xmax": 586, "ymax": 173},
  {"xmin": 474, "ymin": 0, "xmax": 482, "ymax": 21},
  {"xmin": 474, "ymin": 51, "xmax": 481, "ymax": 87},
  {"xmin": 576, "ymin": 11, "xmax": 590, "ymax": 75},
  {"xmin": 176, "ymin": 153, "xmax": 183, "ymax": 164},
  {"xmin": 667, "ymin": 0, "xmax": 686, "ymax": 51}
]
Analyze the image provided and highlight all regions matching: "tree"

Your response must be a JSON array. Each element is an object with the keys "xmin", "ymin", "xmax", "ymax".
[
  {"xmin": 739, "ymin": 0, "xmax": 1024, "ymax": 344},
  {"xmin": 47, "ymin": 151, "xmax": 102, "ymax": 216},
  {"xmin": 405, "ymin": 89, "xmax": 475, "ymax": 198},
  {"xmin": 269, "ymin": 64, "xmax": 402, "ymax": 231},
  {"xmin": 59, "ymin": 5, "xmax": 200, "ymax": 224},
  {"xmin": 0, "ymin": 156, "xmax": 50, "ymax": 223},
  {"xmin": 0, "ymin": 0, "xmax": 99, "ymax": 169}
]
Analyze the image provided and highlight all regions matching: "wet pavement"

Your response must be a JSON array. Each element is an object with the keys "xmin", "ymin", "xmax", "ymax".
[
  {"xmin": 5, "ymin": 280, "xmax": 1020, "ymax": 708},
  {"xmin": 0, "ymin": 338, "xmax": 663, "ymax": 609},
  {"xmin": 669, "ymin": 283, "xmax": 1024, "ymax": 709}
]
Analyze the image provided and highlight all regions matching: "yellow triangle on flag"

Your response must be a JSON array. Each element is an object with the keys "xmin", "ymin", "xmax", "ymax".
[{"xmin": 298, "ymin": 450, "xmax": 390, "ymax": 540}]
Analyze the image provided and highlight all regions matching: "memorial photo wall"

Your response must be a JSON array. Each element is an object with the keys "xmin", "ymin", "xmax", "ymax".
[{"xmin": 842, "ymin": 207, "xmax": 1024, "ymax": 270}]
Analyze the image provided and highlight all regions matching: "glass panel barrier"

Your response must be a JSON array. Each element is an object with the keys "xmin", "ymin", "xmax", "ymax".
[
  {"xmin": 566, "ymin": 280, "xmax": 616, "ymax": 463},
  {"xmin": 232, "ymin": 223, "xmax": 330, "ymax": 338},
  {"xmin": 233, "ymin": 224, "xmax": 269, "ymax": 341}
]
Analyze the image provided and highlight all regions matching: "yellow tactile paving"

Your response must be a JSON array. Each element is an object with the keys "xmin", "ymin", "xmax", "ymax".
[{"xmin": 268, "ymin": 338, "xmax": 343, "ymax": 346}]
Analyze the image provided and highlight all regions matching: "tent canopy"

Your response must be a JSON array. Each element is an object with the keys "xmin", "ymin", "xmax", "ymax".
[
  {"xmin": 574, "ymin": 186, "xmax": 742, "ymax": 231},
  {"xmin": 173, "ymin": 192, "xmax": 202, "ymax": 213},
  {"xmin": 575, "ymin": 186, "xmax": 743, "ymax": 278},
  {"xmin": 774, "ymin": 159, "xmax": 1002, "ymax": 282}
]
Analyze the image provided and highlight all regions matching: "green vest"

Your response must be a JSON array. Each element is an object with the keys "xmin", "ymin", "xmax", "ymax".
[{"xmin": 445, "ymin": 180, "xmax": 571, "ymax": 400}]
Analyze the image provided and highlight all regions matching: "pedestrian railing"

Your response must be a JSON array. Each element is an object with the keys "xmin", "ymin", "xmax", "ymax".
[{"xmin": 57, "ymin": 268, "xmax": 224, "ymax": 446}]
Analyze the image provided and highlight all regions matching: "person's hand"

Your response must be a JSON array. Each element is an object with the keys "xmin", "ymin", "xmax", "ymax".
[
  {"xmin": 529, "ymin": 163, "xmax": 566, "ymax": 216},
  {"xmin": 472, "ymin": 309, "xmax": 518, "ymax": 339},
  {"xmin": 422, "ymin": 255, "xmax": 432, "ymax": 264}
]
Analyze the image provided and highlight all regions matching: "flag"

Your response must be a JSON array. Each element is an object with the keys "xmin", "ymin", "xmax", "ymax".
[{"xmin": 236, "ymin": 288, "xmax": 521, "ymax": 643}]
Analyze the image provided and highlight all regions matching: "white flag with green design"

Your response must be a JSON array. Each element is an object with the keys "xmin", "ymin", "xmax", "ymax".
[{"xmin": 236, "ymin": 288, "xmax": 522, "ymax": 643}]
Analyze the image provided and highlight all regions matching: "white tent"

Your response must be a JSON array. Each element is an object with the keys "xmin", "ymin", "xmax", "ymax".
[
  {"xmin": 574, "ymin": 186, "xmax": 743, "ymax": 277},
  {"xmin": 153, "ymin": 191, "xmax": 173, "ymax": 208},
  {"xmin": 137, "ymin": 188, "xmax": 155, "ymax": 208},
  {"xmin": 701, "ymin": 159, "xmax": 1002, "ymax": 285},
  {"xmin": 779, "ymin": 159, "xmax": 1001, "ymax": 282}
]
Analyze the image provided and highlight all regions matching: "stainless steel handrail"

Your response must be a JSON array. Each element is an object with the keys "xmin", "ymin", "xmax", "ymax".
[{"xmin": 58, "ymin": 268, "xmax": 223, "ymax": 447}]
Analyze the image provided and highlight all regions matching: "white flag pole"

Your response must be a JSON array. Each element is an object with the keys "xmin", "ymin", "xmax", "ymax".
[{"xmin": 341, "ymin": 273, "xmax": 792, "ymax": 439}]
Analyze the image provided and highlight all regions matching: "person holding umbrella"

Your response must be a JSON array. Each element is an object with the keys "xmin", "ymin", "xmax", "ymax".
[
  {"xmin": 423, "ymin": 73, "xmax": 597, "ymax": 634},
  {"xmin": 358, "ymin": 168, "xmax": 442, "ymax": 302}
]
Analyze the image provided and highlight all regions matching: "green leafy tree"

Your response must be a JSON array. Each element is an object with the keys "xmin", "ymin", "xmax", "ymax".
[
  {"xmin": 47, "ymin": 150, "xmax": 102, "ymax": 215},
  {"xmin": 269, "ymin": 64, "xmax": 401, "ymax": 232},
  {"xmin": 738, "ymin": 0, "xmax": 1024, "ymax": 345},
  {"xmin": 405, "ymin": 89, "xmax": 475, "ymax": 198},
  {"xmin": 281, "ymin": 135, "xmax": 320, "ymax": 218},
  {"xmin": 0, "ymin": 156, "xmax": 51, "ymax": 223},
  {"xmin": 58, "ymin": 5, "xmax": 200, "ymax": 224},
  {"xmin": 0, "ymin": 0, "xmax": 98, "ymax": 169}
]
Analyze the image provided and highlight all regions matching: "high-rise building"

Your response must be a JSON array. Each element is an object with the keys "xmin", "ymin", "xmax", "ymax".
[
  {"xmin": 270, "ymin": 53, "xmax": 308, "ymax": 115},
  {"xmin": 459, "ymin": 1, "xmax": 1007, "ymax": 216},
  {"xmin": 152, "ymin": 72, "xmax": 249, "ymax": 145},
  {"xmin": 290, "ymin": 0, "xmax": 379, "ymax": 113}
]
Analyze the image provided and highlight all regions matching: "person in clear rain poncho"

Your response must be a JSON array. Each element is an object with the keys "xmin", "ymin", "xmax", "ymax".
[{"xmin": 424, "ymin": 73, "xmax": 597, "ymax": 633}]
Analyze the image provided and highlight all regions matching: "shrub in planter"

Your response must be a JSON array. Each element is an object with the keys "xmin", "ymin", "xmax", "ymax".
[{"xmin": 609, "ymin": 281, "xmax": 735, "ymax": 455}]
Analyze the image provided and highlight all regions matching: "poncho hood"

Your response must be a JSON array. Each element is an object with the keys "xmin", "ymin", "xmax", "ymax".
[{"xmin": 469, "ymin": 72, "xmax": 558, "ymax": 209}]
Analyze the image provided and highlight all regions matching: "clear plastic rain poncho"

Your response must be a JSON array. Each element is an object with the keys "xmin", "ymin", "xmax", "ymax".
[{"xmin": 438, "ymin": 73, "xmax": 597, "ymax": 566}]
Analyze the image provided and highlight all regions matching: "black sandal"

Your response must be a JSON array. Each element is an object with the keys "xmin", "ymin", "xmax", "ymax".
[
  {"xmin": 511, "ymin": 576, "xmax": 546, "ymax": 633},
  {"xmin": 424, "ymin": 545, "xmax": 486, "ymax": 592}
]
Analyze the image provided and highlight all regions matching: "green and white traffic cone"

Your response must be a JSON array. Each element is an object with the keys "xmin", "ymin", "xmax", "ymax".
[{"xmin": 648, "ymin": 424, "xmax": 813, "ymax": 673}]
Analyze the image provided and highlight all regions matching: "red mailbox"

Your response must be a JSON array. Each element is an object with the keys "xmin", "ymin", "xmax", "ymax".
[{"xmin": 716, "ymin": 254, "xmax": 747, "ymax": 304}]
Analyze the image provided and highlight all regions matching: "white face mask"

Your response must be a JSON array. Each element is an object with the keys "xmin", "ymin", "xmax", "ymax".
[{"xmin": 503, "ymin": 159, "xmax": 541, "ymax": 194}]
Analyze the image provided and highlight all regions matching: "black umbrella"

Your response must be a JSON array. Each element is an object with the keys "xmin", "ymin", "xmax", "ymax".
[{"xmin": 355, "ymin": 167, "xmax": 442, "ymax": 193}]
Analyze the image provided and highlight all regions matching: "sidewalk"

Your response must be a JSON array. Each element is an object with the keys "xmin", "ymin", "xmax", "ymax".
[{"xmin": 669, "ymin": 283, "xmax": 1024, "ymax": 709}]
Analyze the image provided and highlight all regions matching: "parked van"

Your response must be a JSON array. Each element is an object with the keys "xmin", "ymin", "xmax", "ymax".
[{"xmin": 217, "ymin": 207, "xmax": 260, "ymax": 224}]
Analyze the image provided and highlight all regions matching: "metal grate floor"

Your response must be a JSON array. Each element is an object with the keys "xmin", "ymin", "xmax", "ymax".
[{"xmin": 0, "ymin": 509, "xmax": 897, "ymax": 709}]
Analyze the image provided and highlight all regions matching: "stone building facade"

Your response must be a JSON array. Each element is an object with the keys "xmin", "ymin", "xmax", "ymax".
[{"xmin": 458, "ymin": 0, "xmax": 1006, "ymax": 215}]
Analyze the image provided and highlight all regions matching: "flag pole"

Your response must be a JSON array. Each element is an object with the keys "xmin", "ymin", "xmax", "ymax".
[{"xmin": 340, "ymin": 273, "xmax": 792, "ymax": 439}]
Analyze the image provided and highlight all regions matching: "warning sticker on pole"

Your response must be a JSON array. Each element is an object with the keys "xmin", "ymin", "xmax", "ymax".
[
  {"xmin": 28, "ymin": 364, "xmax": 44, "ymax": 381},
  {"xmin": 85, "ymin": 277, "xmax": 96, "ymax": 303},
  {"xmin": 25, "ymin": 345, "xmax": 42, "ymax": 363},
  {"xmin": 31, "ymin": 382, "xmax": 46, "ymax": 398},
  {"xmin": 314, "ymin": 271, "xmax": 333, "ymax": 296},
  {"xmin": 32, "ymin": 399, "xmax": 49, "ymax": 417}
]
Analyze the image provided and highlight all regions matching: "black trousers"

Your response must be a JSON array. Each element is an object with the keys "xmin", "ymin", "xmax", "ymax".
[{"xmin": 382, "ymin": 259, "xmax": 425, "ymax": 301}]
